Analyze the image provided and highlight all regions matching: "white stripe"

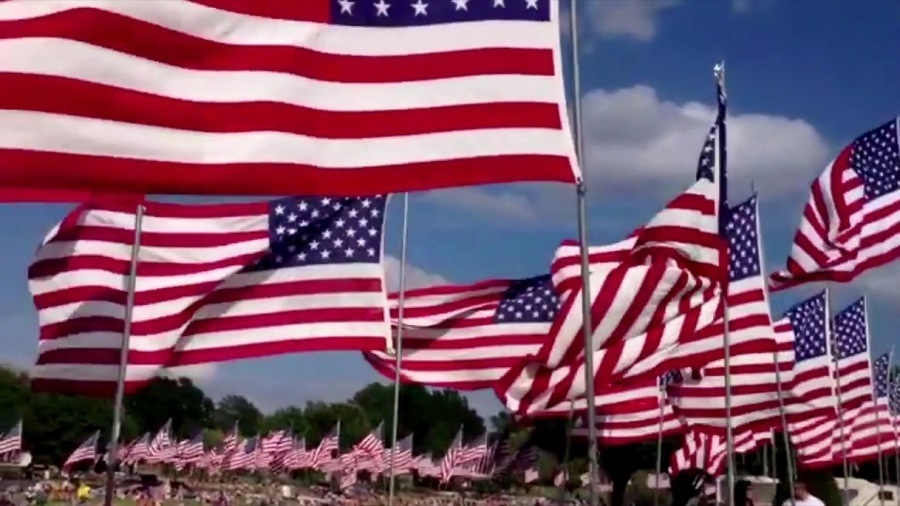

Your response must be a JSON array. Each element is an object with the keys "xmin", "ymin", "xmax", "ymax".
[
  {"xmin": 0, "ymin": 39, "xmax": 560, "ymax": 113},
  {"xmin": 0, "ymin": 110, "xmax": 570, "ymax": 167}
]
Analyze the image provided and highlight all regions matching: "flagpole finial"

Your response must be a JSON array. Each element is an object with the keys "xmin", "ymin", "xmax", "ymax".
[{"xmin": 714, "ymin": 61, "xmax": 727, "ymax": 98}]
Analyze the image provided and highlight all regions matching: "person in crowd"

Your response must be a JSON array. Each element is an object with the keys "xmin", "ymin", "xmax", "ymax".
[
  {"xmin": 735, "ymin": 479, "xmax": 754, "ymax": 506},
  {"xmin": 671, "ymin": 469, "xmax": 711, "ymax": 506},
  {"xmin": 783, "ymin": 479, "xmax": 824, "ymax": 506}
]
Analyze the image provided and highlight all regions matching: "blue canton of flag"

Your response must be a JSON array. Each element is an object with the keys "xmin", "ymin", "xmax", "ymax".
[
  {"xmin": 725, "ymin": 197, "xmax": 760, "ymax": 281},
  {"xmin": 890, "ymin": 378, "xmax": 900, "ymax": 415},
  {"xmin": 852, "ymin": 118, "xmax": 900, "ymax": 200},
  {"xmin": 832, "ymin": 298, "xmax": 868, "ymax": 360},
  {"xmin": 785, "ymin": 292, "xmax": 828, "ymax": 363},
  {"xmin": 254, "ymin": 196, "xmax": 386, "ymax": 271},
  {"xmin": 873, "ymin": 352, "xmax": 890, "ymax": 399},
  {"xmin": 494, "ymin": 275, "xmax": 559, "ymax": 324},
  {"xmin": 332, "ymin": 0, "xmax": 550, "ymax": 27}
]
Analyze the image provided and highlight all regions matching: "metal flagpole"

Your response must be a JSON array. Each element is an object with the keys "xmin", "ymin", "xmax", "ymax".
[
  {"xmin": 713, "ymin": 63, "xmax": 736, "ymax": 506},
  {"xmin": 653, "ymin": 386, "xmax": 666, "ymax": 506},
  {"xmin": 827, "ymin": 287, "xmax": 852, "ymax": 505},
  {"xmin": 872, "ymin": 334, "xmax": 889, "ymax": 506},
  {"xmin": 387, "ymin": 193, "xmax": 410, "ymax": 506},
  {"xmin": 762, "ymin": 442, "xmax": 769, "ymax": 478},
  {"xmin": 568, "ymin": 1, "xmax": 599, "ymax": 504},
  {"xmin": 104, "ymin": 204, "xmax": 145, "ymax": 506},
  {"xmin": 773, "ymin": 352, "xmax": 796, "ymax": 506}
]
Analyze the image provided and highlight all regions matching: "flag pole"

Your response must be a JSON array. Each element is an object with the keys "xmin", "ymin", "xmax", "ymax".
[
  {"xmin": 712, "ymin": 62, "xmax": 736, "ymax": 506},
  {"xmin": 104, "ymin": 204, "xmax": 145, "ymax": 506},
  {"xmin": 387, "ymin": 193, "xmax": 410, "ymax": 506},
  {"xmin": 827, "ymin": 287, "xmax": 852, "ymax": 505},
  {"xmin": 653, "ymin": 385, "xmax": 666, "ymax": 506},
  {"xmin": 871, "ymin": 312, "xmax": 887, "ymax": 506},
  {"xmin": 568, "ymin": 1, "xmax": 599, "ymax": 503},
  {"xmin": 756, "ymin": 199, "xmax": 796, "ymax": 502}
]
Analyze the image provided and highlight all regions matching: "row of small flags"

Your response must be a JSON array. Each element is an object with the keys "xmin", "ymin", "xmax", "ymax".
[{"xmin": 52, "ymin": 421, "xmax": 541, "ymax": 489}]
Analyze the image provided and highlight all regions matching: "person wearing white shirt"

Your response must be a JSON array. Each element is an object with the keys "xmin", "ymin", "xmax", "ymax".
[{"xmin": 782, "ymin": 480, "xmax": 825, "ymax": 506}]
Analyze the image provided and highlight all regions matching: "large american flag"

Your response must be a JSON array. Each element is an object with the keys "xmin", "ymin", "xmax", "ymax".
[
  {"xmin": 29, "ymin": 195, "xmax": 391, "ymax": 395},
  {"xmin": 0, "ymin": 0, "xmax": 578, "ymax": 199},
  {"xmin": 770, "ymin": 117, "xmax": 900, "ymax": 290},
  {"xmin": 0, "ymin": 421, "xmax": 22, "ymax": 455},
  {"xmin": 779, "ymin": 292, "xmax": 839, "ymax": 468},
  {"xmin": 496, "ymin": 176, "xmax": 726, "ymax": 417},
  {"xmin": 364, "ymin": 275, "xmax": 559, "ymax": 389},
  {"xmin": 64, "ymin": 431, "xmax": 99, "ymax": 468},
  {"xmin": 667, "ymin": 196, "xmax": 782, "ymax": 431},
  {"xmin": 831, "ymin": 298, "xmax": 874, "ymax": 463},
  {"xmin": 847, "ymin": 352, "xmax": 895, "ymax": 461}
]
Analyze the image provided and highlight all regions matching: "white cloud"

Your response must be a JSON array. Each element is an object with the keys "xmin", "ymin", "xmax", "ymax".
[
  {"xmin": 425, "ymin": 85, "xmax": 830, "ymax": 223},
  {"xmin": 859, "ymin": 264, "xmax": 900, "ymax": 304},
  {"xmin": 580, "ymin": 85, "xmax": 830, "ymax": 198},
  {"xmin": 384, "ymin": 255, "xmax": 450, "ymax": 291},
  {"xmin": 585, "ymin": 0, "xmax": 681, "ymax": 42}
]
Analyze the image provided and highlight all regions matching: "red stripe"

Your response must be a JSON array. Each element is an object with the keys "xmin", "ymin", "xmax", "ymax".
[
  {"xmin": 0, "ymin": 150, "xmax": 575, "ymax": 196},
  {"xmin": 0, "ymin": 74, "xmax": 562, "ymax": 138},
  {"xmin": 191, "ymin": 0, "xmax": 331, "ymax": 21},
  {"xmin": 0, "ymin": 11, "xmax": 555, "ymax": 82}
]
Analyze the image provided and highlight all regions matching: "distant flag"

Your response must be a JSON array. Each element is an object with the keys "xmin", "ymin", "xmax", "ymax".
[
  {"xmin": 147, "ymin": 419, "xmax": 175, "ymax": 463},
  {"xmin": 312, "ymin": 422, "xmax": 341, "ymax": 468},
  {"xmin": 365, "ymin": 275, "xmax": 559, "ymax": 390},
  {"xmin": 440, "ymin": 428, "xmax": 464, "ymax": 483},
  {"xmin": 847, "ymin": 352, "xmax": 895, "ymax": 460},
  {"xmin": 0, "ymin": 0, "xmax": 579, "ymax": 199},
  {"xmin": 29, "ymin": 195, "xmax": 391, "ymax": 395},
  {"xmin": 0, "ymin": 420, "xmax": 22, "ymax": 455},
  {"xmin": 64, "ymin": 431, "xmax": 100, "ymax": 468},
  {"xmin": 770, "ymin": 117, "xmax": 900, "ymax": 290}
]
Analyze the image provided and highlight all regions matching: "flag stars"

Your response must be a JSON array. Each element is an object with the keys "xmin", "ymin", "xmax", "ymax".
[
  {"xmin": 451, "ymin": 0, "xmax": 468, "ymax": 10},
  {"xmin": 374, "ymin": 0, "xmax": 391, "ymax": 16},
  {"xmin": 524, "ymin": 0, "xmax": 538, "ymax": 8},
  {"xmin": 493, "ymin": 0, "xmax": 505, "ymax": 5},
  {"xmin": 411, "ymin": 0, "xmax": 428, "ymax": 15},
  {"xmin": 338, "ymin": 0, "xmax": 355, "ymax": 13}
]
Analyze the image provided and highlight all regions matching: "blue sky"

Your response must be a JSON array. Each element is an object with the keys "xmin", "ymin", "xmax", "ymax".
[{"xmin": 1, "ymin": 0, "xmax": 899, "ymax": 419}]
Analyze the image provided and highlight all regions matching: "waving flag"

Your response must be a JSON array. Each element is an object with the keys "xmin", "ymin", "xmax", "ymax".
[
  {"xmin": 831, "ymin": 298, "xmax": 875, "ymax": 463},
  {"xmin": 778, "ymin": 292, "xmax": 839, "ymax": 468},
  {"xmin": 364, "ymin": 275, "xmax": 559, "ymax": 389},
  {"xmin": 667, "ymin": 196, "xmax": 782, "ymax": 430},
  {"xmin": 770, "ymin": 117, "xmax": 900, "ymax": 290},
  {"xmin": 30, "ymin": 195, "xmax": 390, "ymax": 395},
  {"xmin": 496, "ymin": 176, "xmax": 726, "ymax": 417},
  {"xmin": 0, "ymin": 421, "xmax": 22, "ymax": 455},
  {"xmin": 847, "ymin": 352, "xmax": 894, "ymax": 461},
  {"xmin": 0, "ymin": 0, "xmax": 578, "ymax": 200},
  {"xmin": 64, "ymin": 431, "xmax": 99, "ymax": 468}
]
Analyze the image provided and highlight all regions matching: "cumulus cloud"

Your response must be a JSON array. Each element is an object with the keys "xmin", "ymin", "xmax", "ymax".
[
  {"xmin": 585, "ymin": 0, "xmax": 681, "ymax": 42},
  {"xmin": 383, "ymin": 255, "xmax": 450, "ymax": 291},
  {"xmin": 425, "ymin": 85, "xmax": 830, "ymax": 224},
  {"xmin": 580, "ymin": 85, "xmax": 831, "ymax": 198}
]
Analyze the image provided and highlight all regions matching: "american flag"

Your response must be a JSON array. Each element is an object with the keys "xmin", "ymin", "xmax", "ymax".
[
  {"xmin": 147, "ymin": 419, "xmax": 175, "ymax": 462},
  {"xmin": 225, "ymin": 437, "xmax": 259, "ymax": 470},
  {"xmin": 355, "ymin": 422, "xmax": 384, "ymax": 457},
  {"xmin": 0, "ymin": 0, "xmax": 578, "ymax": 199},
  {"xmin": 847, "ymin": 352, "xmax": 895, "ymax": 461},
  {"xmin": 496, "ymin": 175, "xmax": 726, "ymax": 417},
  {"xmin": 64, "ymin": 431, "xmax": 99, "ymax": 468},
  {"xmin": 770, "ymin": 117, "xmax": 900, "ymax": 290},
  {"xmin": 669, "ymin": 426, "xmax": 772, "ymax": 478},
  {"xmin": 831, "ymin": 298, "xmax": 874, "ymax": 463},
  {"xmin": 29, "ymin": 195, "xmax": 390, "ymax": 395},
  {"xmin": 123, "ymin": 433, "xmax": 150, "ymax": 463},
  {"xmin": 312, "ymin": 422, "xmax": 340, "ymax": 468},
  {"xmin": 365, "ymin": 275, "xmax": 559, "ymax": 389},
  {"xmin": 778, "ymin": 292, "xmax": 839, "ymax": 468},
  {"xmin": 572, "ymin": 372, "xmax": 684, "ymax": 446},
  {"xmin": 0, "ymin": 420, "xmax": 22, "ymax": 455},
  {"xmin": 667, "ymin": 196, "xmax": 782, "ymax": 431},
  {"xmin": 261, "ymin": 429, "xmax": 293, "ymax": 456},
  {"xmin": 385, "ymin": 433, "xmax": 414, "ymax": 473},
  {"xmin": 175, "ymin": 430, "xmax": 205, "ymax": 466},
  {"xmin": 890, "ymin": 374, "xmax": 900, "ymax": 447},
  {"xmin": 440, "ymin": 428, "xmax": 464, "ymax": 483}
]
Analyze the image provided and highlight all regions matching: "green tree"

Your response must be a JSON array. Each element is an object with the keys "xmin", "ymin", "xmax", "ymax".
[
  {"xmin": 124, "ymin": 377, "xmax": 215, "ymax": 437},
  {"xmin": 214, "ymin": 394, "xmax": 263, "ymax": 435}
]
